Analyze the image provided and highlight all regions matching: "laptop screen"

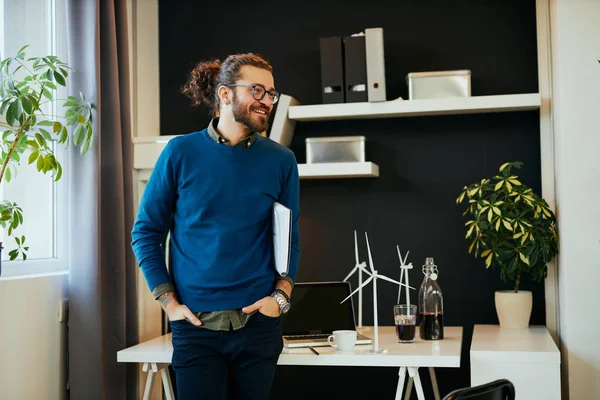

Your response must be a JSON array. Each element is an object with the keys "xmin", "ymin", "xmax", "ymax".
[{"xmin": 280, "ymin": 282, "xmax": 357, "ymax": 335}]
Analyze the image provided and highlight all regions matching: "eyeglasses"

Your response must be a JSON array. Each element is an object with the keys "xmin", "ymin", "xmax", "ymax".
[{"xmin": 226, "ymin": 83, "xmax": 280, "ymax": 104}]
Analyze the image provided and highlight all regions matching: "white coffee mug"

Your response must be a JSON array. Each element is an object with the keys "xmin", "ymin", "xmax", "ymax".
[{"xmin": 327, "ymin": 330, "xmax": 357, "ymax": 351}]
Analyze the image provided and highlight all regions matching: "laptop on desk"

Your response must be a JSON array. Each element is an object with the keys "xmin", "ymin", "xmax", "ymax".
[{"xmin": 281, "ymin": 281, "xmax": 372, "ymax": 348}]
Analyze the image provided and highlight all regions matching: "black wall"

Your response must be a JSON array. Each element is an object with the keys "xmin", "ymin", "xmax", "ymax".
[{"xmin": 159, "ymin": 1, "xmax": 542, "ymax": 398}]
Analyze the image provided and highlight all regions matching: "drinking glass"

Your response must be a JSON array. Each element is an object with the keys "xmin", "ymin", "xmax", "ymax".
[{"xmin": 394, "ymin": 304, "xmax": 417, "ymax": 343}]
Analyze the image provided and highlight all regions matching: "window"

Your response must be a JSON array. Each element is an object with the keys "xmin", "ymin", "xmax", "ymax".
[{"xmin": 0, "ymin": 0, "xmax": 68, "ymax": 276}]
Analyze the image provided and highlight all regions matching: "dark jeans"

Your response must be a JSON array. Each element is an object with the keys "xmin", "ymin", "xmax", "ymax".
[{"xmin": 170, "ymin": 312, "xmax": 283, "ymax": 400}]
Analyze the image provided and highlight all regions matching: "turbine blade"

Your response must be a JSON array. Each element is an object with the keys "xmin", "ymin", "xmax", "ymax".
[
  {"xmin": 343, "ymin": 265, "xmax": 359, "ymax": 282},
  {"xmin": 354, "ymin": 230, "xmax": 360, "ymax": 265},
  {"xmin": 396, "ymin": 245, "xmax": 410, "ymax": 266},
  {"xmin": 378, "ymin": 274, "xmax": 416, "ymax": 290},
  {"xmin": 365, "ymin": 232, "xmax": 376, "ymax": 274},
  {"xmin": 358, "ymin": 264, "xmax": 372, "ymax": 276},
  {"xmin": 340, "ymin": 275, "xmax": 374, "ymax": 303}
]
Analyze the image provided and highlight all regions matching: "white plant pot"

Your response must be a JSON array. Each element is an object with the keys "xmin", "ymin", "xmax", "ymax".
[{"xmin": 494, "ymin": 290, "xmax": 533, "ymax": 329}]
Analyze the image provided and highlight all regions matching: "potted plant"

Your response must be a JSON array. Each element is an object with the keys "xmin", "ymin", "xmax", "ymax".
[
  {"xmin": 0, "ymin": 45, "xmax": 94, "ymax": 272},
  {"xmin": 456, "ymin": 161, "xmax": 559, "ymax": 329}
]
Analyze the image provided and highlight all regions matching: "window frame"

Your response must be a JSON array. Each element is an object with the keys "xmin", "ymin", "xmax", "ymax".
[{"xmin": 0, "ymin": 0, "xmax": 69, "ymax": 279}]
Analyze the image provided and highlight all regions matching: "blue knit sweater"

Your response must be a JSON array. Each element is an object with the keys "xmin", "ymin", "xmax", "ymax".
[{"xmin": 131, "ymin": 129, "xmax": 300, "ymax": 312}]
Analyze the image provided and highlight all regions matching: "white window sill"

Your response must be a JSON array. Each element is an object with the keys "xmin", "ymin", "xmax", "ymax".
[{"xmin": 0, "ymin": 260, "xmax": 68, "ymax": 281}]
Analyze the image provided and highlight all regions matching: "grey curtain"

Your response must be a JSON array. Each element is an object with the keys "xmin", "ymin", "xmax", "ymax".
[{"xmin": 66, "ymin": 0, "xmax": 137, "ymax": 399}]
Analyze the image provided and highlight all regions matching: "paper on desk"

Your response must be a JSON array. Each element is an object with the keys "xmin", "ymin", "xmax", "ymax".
[{"xmin": 273, "ymin": 202, "xmax": 292, "ymax": 276}]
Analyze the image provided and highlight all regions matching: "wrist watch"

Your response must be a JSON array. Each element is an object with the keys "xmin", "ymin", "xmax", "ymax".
[{"xmin": 271, "ymin": 290, "xmax": 291, "ymax": 314}]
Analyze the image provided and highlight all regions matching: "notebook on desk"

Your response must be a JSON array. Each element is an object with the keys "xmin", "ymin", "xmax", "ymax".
[{"xmin": 281, "ymin": 281, "xmax": 372, "ymax": 348}]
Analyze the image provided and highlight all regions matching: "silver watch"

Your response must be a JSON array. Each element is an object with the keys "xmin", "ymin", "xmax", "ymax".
[{"xmin": 271, "ymin": 291, "xmax": 291, "ymax": 314}]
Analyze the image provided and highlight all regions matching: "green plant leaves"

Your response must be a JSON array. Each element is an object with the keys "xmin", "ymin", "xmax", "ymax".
[
  {"xmin": 28, "ymin": 150, "xmax": 39, "ymax": 164},
  {"xmin": 518, "ymin": 252, "xmax": 530, "ymax": 266},
  {"xmin": 7, "ymin": 235, "xmax": 27, "ymax": 260},
  {"xmin": 58, "ymin": 126, "xmax": 68, "ymax": 145},
  {"xmin": 80, "ymin": 124, "xmax": 93, "ymax": 155},
  {"xmin": 455, "ymin": 161, "xmax": 559, "ymax": 290},
  {"xmin": 36, "ymin": 119, "xmax": 55, "ymax": 126},
  {"xmin": 42, "ymin": 88, "xmax": 52, "ymax": 100},
  {"xmin": 73, "ymin": 124, "xmax": 84, "ymax": 145},
  {"xmin": 485, "ymin": 252, "xmax": 494, "ymax": 268},
  {"xmin": 35, "ymin": 132, "xmax": 46, "ymax": 147},
  {"xmin": 0, "ymin": 46, "xmax": 94, "ymax": 261},
  {"xmin": 53, "ymin": 71, "xmax": 66, "ymax": 86},
  {"xmin": 0, "ymin": 201, "xmax": 24, "ymax": 238},
  {"xmin": 9, "ymin": 100, "xmax": 23, "ymax": 125},
  {"xmin": 20, "ymin": 96, "xmax": 33, "ymax": 114},
  {"xmin": 39, "ymin": 128, "xmax": 52, "ymax": 142}
]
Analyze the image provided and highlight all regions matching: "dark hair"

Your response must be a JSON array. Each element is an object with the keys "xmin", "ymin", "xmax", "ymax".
[{"xmin": 180, "ymin": 53, "xmax": 273, "ymax": 116}]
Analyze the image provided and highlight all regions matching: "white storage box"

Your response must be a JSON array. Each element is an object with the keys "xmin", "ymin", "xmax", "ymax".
[
  {"xmin": 306, "ymin": 136, "xmax": 365, "ymax": 164},
  {"xmin": 407, "ymin": 70, "xmax": 471, "ymax": 100}
]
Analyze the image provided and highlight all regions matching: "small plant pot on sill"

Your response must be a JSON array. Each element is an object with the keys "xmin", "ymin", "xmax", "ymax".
[{"xmin": 494, "ymin": 290, "xmax": 532, "ymax": 329}]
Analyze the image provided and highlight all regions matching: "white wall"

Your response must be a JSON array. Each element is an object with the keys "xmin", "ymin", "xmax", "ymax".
[
  {"xmin": 551, "ymin": 0, "xmax": 600, "ymax": 399},
  {"xmin": 0, "ymin": 274, "xmax": 68, "ymax": 400}
]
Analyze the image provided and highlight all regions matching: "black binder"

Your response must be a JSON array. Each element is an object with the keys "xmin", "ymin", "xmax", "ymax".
[
  {"xmin": 319, "ymin": 37, "xmax": 345, "ymax": 104},
  {"xmin": 342, "ymin": 35, "xmax": 368, "ymax": 103}
]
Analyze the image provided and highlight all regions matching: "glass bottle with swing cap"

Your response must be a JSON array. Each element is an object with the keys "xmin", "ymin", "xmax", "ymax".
[{"xmin": 418, "ymin": 257, "xmax": 444, "ymax": 340}]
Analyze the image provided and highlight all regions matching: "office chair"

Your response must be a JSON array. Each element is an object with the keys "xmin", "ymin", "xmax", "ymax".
[{"xmin": 442, "ymin": 379, "xmax": 515, "ymax": 400}]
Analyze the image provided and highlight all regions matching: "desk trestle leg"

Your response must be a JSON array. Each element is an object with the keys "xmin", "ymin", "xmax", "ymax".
[
  {"xmin": 395, "ymin": 367, "xmax": 407, "ymax": 400},
  {"xmin": 429, "ymin": 367, "xmax": 440, "ymax": 400},
  {"xmin": 396, "ymin": 366, "xmax": 441, "ymax": 400},
  {"xmin": 408, "ymin": 367, "xmax": 425, "ymax": 400},
  {"xmin": 404, "ymin": 377, "xmax": 413, "ymax": 400},
  {"xmin": 142, "ymin": 362, "xmax": 175, "ymax": 400},
  {"xmin": 160, "ymin": 366, "xmax": 176, "ymax": 400},
  {"xmin": 142, "ymin": 362, "xmax": 156, "ymax": 400}
]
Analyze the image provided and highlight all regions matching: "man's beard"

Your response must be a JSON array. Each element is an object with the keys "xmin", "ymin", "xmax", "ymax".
[{"xmin": 231, "ymin": 92, "xmax": 270, "ymax": 133}]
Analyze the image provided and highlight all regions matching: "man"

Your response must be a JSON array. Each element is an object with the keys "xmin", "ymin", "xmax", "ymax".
[{"xmin": 131, "ymin": 53, "xmax": 300, "ymax": 400}]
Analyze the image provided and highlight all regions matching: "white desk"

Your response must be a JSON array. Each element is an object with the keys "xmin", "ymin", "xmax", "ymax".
[
  {"xmin": 470, "ymin": 325, "xmax": 561, "ymax": 399},
  {"xmin": 118, "ymin": 326, "xmax": 463, "ymax": 400}
]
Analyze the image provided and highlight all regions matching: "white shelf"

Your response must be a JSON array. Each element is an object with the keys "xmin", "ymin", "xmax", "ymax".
[
  {"xmin": 288, "ymin": 93, "xmax": 541, "ymax": 122},
  {"xmin": 133, "ymin": 135, "xmax": 179, "ymax": 144},
  {"xmin": 298, "ymin": 162, "xmax": 379, "ymax": 179}
]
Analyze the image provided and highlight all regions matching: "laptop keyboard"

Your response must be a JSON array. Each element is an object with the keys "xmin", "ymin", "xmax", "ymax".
[{"xmin": 284, "ymin": 334, "xmax": 329, "ymax": 341}]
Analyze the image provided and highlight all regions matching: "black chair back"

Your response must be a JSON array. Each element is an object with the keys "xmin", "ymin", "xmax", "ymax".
[{"xmin": 442, "ymin": 379, "xmax": 515, "ymax": 400}]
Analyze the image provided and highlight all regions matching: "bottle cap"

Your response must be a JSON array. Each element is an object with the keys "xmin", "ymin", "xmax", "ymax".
[{"xmin": 423, "ymin": 257, "xmax": 439, "ymax": 280}]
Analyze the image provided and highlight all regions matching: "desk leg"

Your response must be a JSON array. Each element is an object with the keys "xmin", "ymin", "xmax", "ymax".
[
  {"xmin": 160, "ymin": 367, "xmax": 176, "ymax": 400},
  {"xmin": 404, "ymin": 377, "xmax": 413, "ymax": 400},
  {"xmin": 429, "ymin": 367, "xmax": 440, "ymax": 400},
  {"xmin": 141, "ymin": 363, "xmax": 156, "ymax": 400},
  {"xmin": 395, "ymin": 367, "xmax": 407, "ymax": 400},
  {"xmin": 408, "ymin": 367, "xmax": 426, "ymax": 400}
]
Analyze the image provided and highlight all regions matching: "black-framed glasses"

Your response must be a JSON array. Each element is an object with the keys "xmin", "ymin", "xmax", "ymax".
[{"xmin": 226, "ymin": 83, "xmax": 280, "ymax": 104}]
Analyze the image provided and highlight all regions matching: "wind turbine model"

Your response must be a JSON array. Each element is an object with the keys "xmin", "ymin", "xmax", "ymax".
[
  {"xmin": 343, "ymin": 230, "xmax": 371, "ymax": 327},
  {"xmin": 396, "ymin": 246, "xmax": 414, "ymax": 309},
  {"xmin": 341, "ymin": 232, "xmax": 415, "ymax": 354}
]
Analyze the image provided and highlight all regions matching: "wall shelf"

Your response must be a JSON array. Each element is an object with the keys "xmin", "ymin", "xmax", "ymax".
[
  {"xmin": 133, "ymin": 94, "xmax": 539, "ymax": 179},
  {"xmin": 287, "ymin": 93, "xmax": 541, "ymax": 122},
  {"xmin": 298, "ymin": 162, "xmax": 379, "ymax": 179}
]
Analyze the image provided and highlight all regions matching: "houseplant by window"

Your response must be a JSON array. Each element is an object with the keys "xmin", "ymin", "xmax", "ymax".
[
  {"xmin": 0, "ymin": 45, "xmax": 94, "ymax": 271},
  {"xmin": 456, "ymin": 161, "xmax": 559, "ymax": 329}
]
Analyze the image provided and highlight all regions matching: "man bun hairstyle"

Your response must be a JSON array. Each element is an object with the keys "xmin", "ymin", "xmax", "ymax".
[{"xmin": 181, "ymin": 53, "xmax": 273, "ymax": 117}]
